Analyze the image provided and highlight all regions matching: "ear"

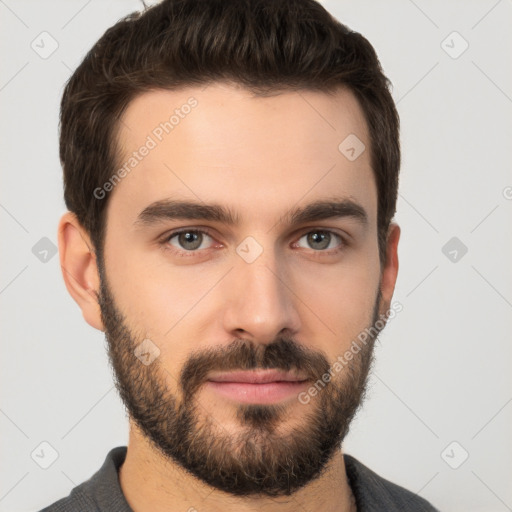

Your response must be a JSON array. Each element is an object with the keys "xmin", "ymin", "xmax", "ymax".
[
  {"xmin": 58, "ymin": 212, "xmax": 104, "ymax": 331},
  {"xmin": 378, "ymin": 222, "xmax": 400, "ymax": 316}
]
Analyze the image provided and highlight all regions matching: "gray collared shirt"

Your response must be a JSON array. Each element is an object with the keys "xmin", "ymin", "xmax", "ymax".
[{"xmin": 38, "ymin": 446, "xmax": 441, "ymax": 511}]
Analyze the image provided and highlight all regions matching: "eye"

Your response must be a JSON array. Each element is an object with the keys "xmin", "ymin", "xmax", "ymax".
[
  {"xmin": 165, "ymin": 229, "xmax": 215, "ymax": 253},
  {"xmin": 295, "ymin": 230, "xmax": 345, "ymax": 252},
  {"xmin": 160, "ymin": 227, "xmax": 346, "ymax": 258}
]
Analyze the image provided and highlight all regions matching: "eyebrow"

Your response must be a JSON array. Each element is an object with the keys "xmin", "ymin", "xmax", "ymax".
[{"xmin": 134, "ymin": 197, "xmax": 368, "ymax": 229}]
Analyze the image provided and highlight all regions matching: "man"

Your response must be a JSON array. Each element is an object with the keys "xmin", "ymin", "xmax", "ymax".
[{"xmin": 41, "ymin": 0, "xmax": 440, "ymax": 510}]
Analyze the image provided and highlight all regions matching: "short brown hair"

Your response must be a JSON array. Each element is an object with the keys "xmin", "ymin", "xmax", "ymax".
[{"xmin": 60, "ymin": 0, "xmax": 400, "ymax": 264}]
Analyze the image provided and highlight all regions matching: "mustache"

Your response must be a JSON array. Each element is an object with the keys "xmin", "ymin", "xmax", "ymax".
[{"xmin": 180, "ymin": 337, "xmax": 331, "ymax": 400}]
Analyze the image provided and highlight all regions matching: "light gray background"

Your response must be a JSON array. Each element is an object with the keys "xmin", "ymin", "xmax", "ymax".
[{"xmin": 1, "ymin": 1, "xmax": 511, "ymax": 511}]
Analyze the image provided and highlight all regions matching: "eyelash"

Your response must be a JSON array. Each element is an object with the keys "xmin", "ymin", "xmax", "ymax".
[{"xmin": 159, "ymin": 227, "xmax": 348, "ymax": 258}]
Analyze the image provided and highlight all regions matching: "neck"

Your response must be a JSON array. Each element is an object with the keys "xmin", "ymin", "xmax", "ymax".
[{"xmin": 119, "ymin": 423, "xmax": 356, "ymax": 512}]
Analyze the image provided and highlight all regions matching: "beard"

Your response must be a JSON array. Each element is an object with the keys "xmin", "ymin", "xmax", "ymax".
[{"xmin": 97, "ymin": 263, "xmax": 383, "ymax": 498}]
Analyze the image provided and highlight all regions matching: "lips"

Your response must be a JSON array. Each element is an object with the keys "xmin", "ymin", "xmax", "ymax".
[
  {"xmin": 204, "ymin": 370, "xmax": 311, "ymax": 404},
  {"xmin": 207, "ymin": 369, "xmax": 309, "ymax": 384}
]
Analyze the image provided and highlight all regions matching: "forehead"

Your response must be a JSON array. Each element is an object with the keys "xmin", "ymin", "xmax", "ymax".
[{"xmin": 109, "ymin": 82, "xmax": 376, "ymax": 229}]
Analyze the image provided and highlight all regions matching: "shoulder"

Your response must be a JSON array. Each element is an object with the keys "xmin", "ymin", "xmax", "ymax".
[
  {"xmin": 344, "ymin": 453, "xmax": 441, "ymax": 512},
  {"xmin": 36, "ymin": 446, "xmax": 130, "ymax": 512},
  {"xmin": 37, "ymin": 485, "xmax": 100, "ymax": 512}
]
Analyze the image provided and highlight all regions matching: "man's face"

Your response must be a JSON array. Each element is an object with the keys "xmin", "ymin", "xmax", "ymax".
[{"xmin": 97, "ymin": 83, "xmax": 391, "ymax": 496}]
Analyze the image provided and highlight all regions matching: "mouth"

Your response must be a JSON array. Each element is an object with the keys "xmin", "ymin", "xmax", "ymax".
[{"xmin": 205, "ymin": 369, "xmax": 310, "ymax": 404}]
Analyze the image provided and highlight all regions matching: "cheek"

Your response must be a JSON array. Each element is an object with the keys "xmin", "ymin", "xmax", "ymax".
[
  {"xmin": 295, "ymin": 251, "xmax": 380, "ymax": 359},
  {"xmin": 105, "ymin": 236, "xmax": 206, "ymax": 326},
  {"xmin": 104, "ymin": 245, "xmax": 221, "ymax": 373}
]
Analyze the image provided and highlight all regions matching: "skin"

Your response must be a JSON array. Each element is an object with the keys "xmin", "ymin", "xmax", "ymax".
[{"xmin": 58, "ymin": 82, "xmax": 400, "ymax": 512}]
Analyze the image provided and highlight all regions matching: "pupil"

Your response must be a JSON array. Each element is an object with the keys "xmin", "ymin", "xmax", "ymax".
[
  {"xmin": 181, "ymin": 231, "xmax": 200, "ymax": 249},
  {"xmin": 309, "ymin": 231, "xmax": 329, "ymax": 250}
]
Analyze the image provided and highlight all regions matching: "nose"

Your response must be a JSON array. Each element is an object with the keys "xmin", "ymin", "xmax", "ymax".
[{"xmin": 221, "ymin": 247, "xmax": 301, "ymax": 345}]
